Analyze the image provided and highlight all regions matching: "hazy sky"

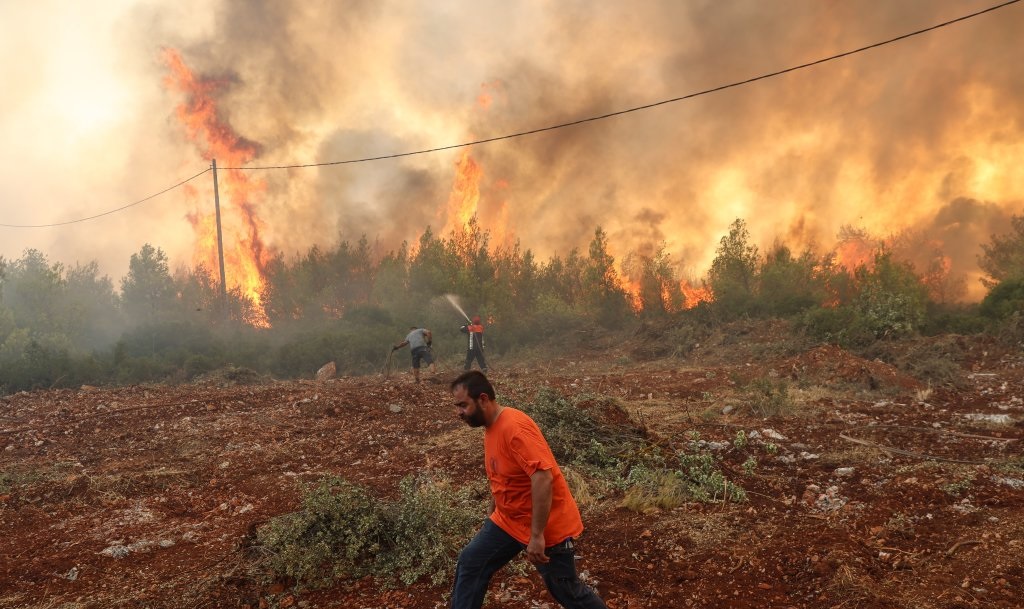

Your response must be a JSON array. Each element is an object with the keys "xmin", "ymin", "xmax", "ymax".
[{"xmin": 1, "ymin": 0, "xmax": 1021, "ymax": 300}]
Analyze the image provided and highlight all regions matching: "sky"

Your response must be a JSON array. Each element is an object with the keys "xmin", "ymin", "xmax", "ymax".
[{"xmin": 1, "ymin": 0, "xmax": 1022, "ymax": 301}]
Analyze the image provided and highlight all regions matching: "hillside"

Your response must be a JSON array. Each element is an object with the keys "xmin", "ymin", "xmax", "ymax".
[{"xmin": 1, "ymin": 327, "xmax": 1022, "ymax": 609}]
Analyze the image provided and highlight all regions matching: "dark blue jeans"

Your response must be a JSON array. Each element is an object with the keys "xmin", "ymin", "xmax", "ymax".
[
  {"xmin": 463, "ymin": 348, "xmax": 487, "ymax": 371},
  {"xmin": 450, "ymin": 519, "xmax": 607, "ymax": 609}
]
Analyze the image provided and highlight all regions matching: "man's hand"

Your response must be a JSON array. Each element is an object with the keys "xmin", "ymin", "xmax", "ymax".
[{"xmin": 526, "ymin": 533, "xmax": 549, "ymax": 564}]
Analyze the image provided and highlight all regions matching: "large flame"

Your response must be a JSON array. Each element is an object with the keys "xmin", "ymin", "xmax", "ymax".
[
  {"xmin": 163, "ymin": 49, "xmax": 272, "ymax": 326},
  {"xmin": 832, "ymin": 233, "xmax": 878, "ymax": 274},
  {"xmin": 437, "ymin": 81, "xmax": 518, "ymax": 247},
  {"xmin": 442, "ymin": 150, "xmax": 484, "ymax": 236}
]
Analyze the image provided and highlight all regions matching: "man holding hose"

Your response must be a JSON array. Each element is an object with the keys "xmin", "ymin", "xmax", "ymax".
[{"xmin": 459, "ymin": 315, "xmax": 488, "ymax": 372}]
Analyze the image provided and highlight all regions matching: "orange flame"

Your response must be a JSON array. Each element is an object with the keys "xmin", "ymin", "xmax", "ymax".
[
  {"xmin": 833, "ymin": 239, "xmax": 877, "ymax": 274},
  {"xmin": 680, "ymin": 280, "xmax": 713, "ymax": 309},
  {"xmin": 442, "ymin": 150, "xmax": 484, "ymax": 236},
  {"xmin": 163, "ymin": 48, "xmax": 272, "ymax": 326},
  {"xmin": 622, "ymin": 278, "xmax": 644, "ymax": 313}
]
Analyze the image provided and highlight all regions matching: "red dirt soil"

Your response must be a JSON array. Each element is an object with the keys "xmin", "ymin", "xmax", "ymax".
[{"xmin": 1, "ymin": 331, "xmax": 1022, "ymax": 608}]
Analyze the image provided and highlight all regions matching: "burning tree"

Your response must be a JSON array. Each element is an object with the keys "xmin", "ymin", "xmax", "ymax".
[{"xmin": 162, "ymin": 48, "xmax": 273, "ymax": 327}]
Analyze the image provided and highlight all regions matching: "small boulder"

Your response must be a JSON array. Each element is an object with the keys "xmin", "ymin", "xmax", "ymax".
[{"xmin": 316, "ymin": 361, "xmax": 336, "ymax": 381}]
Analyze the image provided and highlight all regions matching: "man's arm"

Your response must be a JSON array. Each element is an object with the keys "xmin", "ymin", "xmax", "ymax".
[
  {"xmin": 392, "ymin": 339, "xmax": 409, "ymax": 350},
  {"xmin": 526, "ymin": 468, "xmax": 553, "ymax": 564}
]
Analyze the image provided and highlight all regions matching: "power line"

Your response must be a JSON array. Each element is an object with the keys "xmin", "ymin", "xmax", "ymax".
[
  {"xmin": 2, "ymin": 0, "xmax": 1018, "ymax": 227},
  {"xmin": 226, "ymin": 0, "xmax": 1021, "ymax": 171},
  {"xmin": 0, "ymin": 168, "xmax": 211, "ymax": 228}
]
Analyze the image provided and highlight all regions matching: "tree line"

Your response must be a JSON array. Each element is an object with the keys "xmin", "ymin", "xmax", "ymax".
[{"xmin": 1, "ymin": 216, "xmax": 1022, "ymax": 394}]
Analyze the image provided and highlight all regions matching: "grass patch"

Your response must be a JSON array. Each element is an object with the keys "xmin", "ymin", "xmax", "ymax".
[
  {"xmin": 621, "ymin": 452, "xmax": 747, "ymax": 511},
  {"xmin": 0, "ymin": 461, "xmax": 79, "ymax": 495},
  {"xmin": 0, "ymin": 468, "xmax": 43, "ymax": 494}
]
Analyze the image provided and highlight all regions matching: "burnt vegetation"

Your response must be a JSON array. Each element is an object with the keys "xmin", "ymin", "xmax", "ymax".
[{"xmin": 0, "ymin": 215, "xmax": 1023, "ymax": 394}]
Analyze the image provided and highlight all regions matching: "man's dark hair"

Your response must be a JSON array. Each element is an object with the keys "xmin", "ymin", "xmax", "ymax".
[{"xmin": 451, "ymin": 370, "xmax": 495, "ymax": 401}]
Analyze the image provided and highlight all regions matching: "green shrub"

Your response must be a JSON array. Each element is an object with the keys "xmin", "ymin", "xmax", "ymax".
[
  {"xmin": 676, "ymin": 452, "xmax": 747, "ymax": 503},
  {"xmin": 273, "ymin": 323, "xmax": 396, "ymax": 378},
  {"xmin": 707, "ymin": 219, "xmax": 759, "ymax": 320},
  {"xmin": 661, "ymin": 318, "xmax": 709, "ymax": 358},
  {"xmin": 0, "ymin": 339, "xmax": 110, "ymax": 393},
  {"xmin": 921, "ymin": 303, "xmax": 987, "ymax": 335},
  {"xmin": 114, "ymin": 355, "xmax": 175, "ymax": 384},
  {"xmin": 980, "ymin": 279, "xmax": 1024, "ymax": 320},
  {"xmin": 851, "ymin": 254, "xmax": 928, "ymax": 339},
  {"xmin": 745, "ymin": 377, "xmax": 795, "ymax": 418},
  {"xmin": 798, "ymin": 306, "xmax": 876, "ymax": 347},
  {"xmin": 757, "ymin": 246, "xmax": 825, "ymax": 317},
  {"xmin": 523, "ymin": 389, "xmax": 645, "ymax": 470},
  {"xmin": 379, "ymin": 475, "xmax": 483, "ymax": 585},
  {"xmin": 184, "ymin": 354, "xmax": 216, "ymax": 379},
  {"xmin": 344, "ymin": 304, "xmax": 394, "ymax": 326},
  {"xmin": 257, "ymin": 473, "xmax": 482, "ymax": 590},
  {"xmin": 257, "ymin": 477, "xmax": 387, "ymax": 588}
]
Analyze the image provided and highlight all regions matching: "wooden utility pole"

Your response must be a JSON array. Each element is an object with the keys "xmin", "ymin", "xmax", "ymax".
[{"xmin": 211, "ymin": 159, "xmax": 228, "ymax": 314}]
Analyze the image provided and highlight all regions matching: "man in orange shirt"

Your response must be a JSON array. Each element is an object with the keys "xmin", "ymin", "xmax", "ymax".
[{"xmin": 449, "ymin": 371, "xmax": 607, "ymax": 609}]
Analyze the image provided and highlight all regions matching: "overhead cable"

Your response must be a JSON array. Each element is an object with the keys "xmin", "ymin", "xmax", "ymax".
[
  {"xmin": 0, "ymin": 168, "xmax": 211, "ymax": 228},
  {"xmin": 226, "ymin": 0, "xmax": 1021, "ymax": 170}
]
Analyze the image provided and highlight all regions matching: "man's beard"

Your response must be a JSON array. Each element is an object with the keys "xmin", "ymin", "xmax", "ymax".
[{"xmin": 461, "ymin": 407, "xmax": 486, "ymax": 428}]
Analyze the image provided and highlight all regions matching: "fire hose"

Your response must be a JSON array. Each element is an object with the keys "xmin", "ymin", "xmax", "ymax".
[{"xmin": 381, "ymin": 347, "xmax": 397, "ymax": 379}]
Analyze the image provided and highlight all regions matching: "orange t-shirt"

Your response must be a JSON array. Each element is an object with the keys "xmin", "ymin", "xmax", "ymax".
[{"xmin": 484, "ymin": 407, "xmax": 584, "ymax": 546}]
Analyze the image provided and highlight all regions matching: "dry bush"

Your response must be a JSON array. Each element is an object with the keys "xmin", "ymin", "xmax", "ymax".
[
  {"xmin": 819, "ymin": 444, "xmax": 891, "ymax": 467},
  {"xmin": 561, "ymin": 465, "xmax": 597, "ymax": 507},
  {"xmin": 826, "ymin": 562, "xmax": 880, "ymax": 604},
  {"xmin": 863, "ymin": 337, "xmax": 967, "ymax": 388},
  {"xmin": 744, "ymin": 377, "xmax": 796, "ymax": 418}
]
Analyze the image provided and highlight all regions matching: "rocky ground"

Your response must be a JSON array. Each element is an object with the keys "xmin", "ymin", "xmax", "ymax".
[{"xmin": 1, "ymin": 324, "xmax": 1022, "ymax": 608}]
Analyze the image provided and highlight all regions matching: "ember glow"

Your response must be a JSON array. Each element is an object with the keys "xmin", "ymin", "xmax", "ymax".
[{"xmin": 162, "ymin": 48, "xmax": 272, "ymax": 326}]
